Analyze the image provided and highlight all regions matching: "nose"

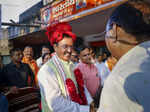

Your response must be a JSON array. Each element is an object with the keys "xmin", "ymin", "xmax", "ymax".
[{"xmin": 67, "ymin": 47, "xmax": 72, "ymax": 53}]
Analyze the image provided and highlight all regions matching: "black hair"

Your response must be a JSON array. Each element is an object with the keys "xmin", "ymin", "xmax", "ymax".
[
  {"xmin": 73, "ymin": 37, "xmax": 84, "ymax": 52},
  {"xmin": 42, "ymin": 45, "xmax": 50, "ymax": 50},
  {"xmin": 76, "ymin": 44, "xmax": 89, "ymax": 54},
  {"xmin": 107, "ymin": 2, "xmax": 150, "ymax": 38},
  {"xmin": 10, "ymin": 48, "xmax": 22, "ymax": 57},
  {"xmin": 24, "ymin": 46, "xmax": 32, "ymax": 51}
]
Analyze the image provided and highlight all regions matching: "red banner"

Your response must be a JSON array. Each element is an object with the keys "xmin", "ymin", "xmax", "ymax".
[
  {"xmin": 41, "ymin": 0, "xmax": 113, "ymax": 27},
  {"xmin": 50, "ymin": 0, "xmax": 76, "ymax": 24}
]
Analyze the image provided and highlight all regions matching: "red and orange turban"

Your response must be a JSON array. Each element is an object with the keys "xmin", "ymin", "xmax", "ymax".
[{"xmin": 45, "ymin": 22, "xmax": 76, "ymax": 46}]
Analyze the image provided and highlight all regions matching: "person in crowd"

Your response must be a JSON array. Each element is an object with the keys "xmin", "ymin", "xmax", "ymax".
[
  {"xmin": 0, "ymin": 54, "xmax": 3, "ymax": 83},
  {"xmin": 38, "ymin": 22, "xmax": 95, "ymax": 112},
  {"xmin": 70, "ymin": 49, "xmax": 79, "ymax": 65},
  {"xmin": 2, "ymin": 48, "xmax": 35, "ymax": 93},
  {"xmin": 102, "ymin": 53, "xmax": 107, "ymax": 62},
  {"xmin": 0, "ymin": 54, "xmax": 3, "ymax": 71},
  {"xmin": 97, "ymin": 53, "xmax": 108, "ymax": 63},
  {"xmin": 0, "ymin": 54, "xmax": 8, "ymax": 112},
  {"xmin": 41, "ymin": 53, "xmax": 51, "ymax": 65},
  {"xmin": 97, "ymin": 56, "xmax": 117, "ymax": 86},
  {"xmin": 76, "ymin": 45, "xmax": 101, "ymax": 108},
  {"xmin": 89, "ymin": 48, "xmax": 98, "ymax": 64},
  {"xmin": 98, "ymin": 2, "xmax": 150, "ymax": 112},
  {"xmin": 97, "ymin": 54, "xmax": 103, "ymax": 63},
  {"xmin": 22, "ymin": 46, "xmax": 39, "ymax": 85},
  {"xmin": 0, "ymin": 93, "xmax": 8, "ymax": 112},
  {"xmin": 36, "ymin": 45, "xmax": 51, "ymax": 67}
]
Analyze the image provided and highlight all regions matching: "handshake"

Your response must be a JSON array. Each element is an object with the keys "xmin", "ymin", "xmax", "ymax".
[{"xmin": 90, "ymin": 101, "xmax": 97, "ymax": 112}]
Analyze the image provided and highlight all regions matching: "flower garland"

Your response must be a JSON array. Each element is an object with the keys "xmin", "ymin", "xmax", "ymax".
[{"xmin": 66, "ymin": 68, "xmax": 87, "ymax": 105}]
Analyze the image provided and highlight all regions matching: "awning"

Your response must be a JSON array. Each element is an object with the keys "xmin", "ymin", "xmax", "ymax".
[{"xmin": 10, "ymin": 30, "xmax": 48, "ymax": 48}]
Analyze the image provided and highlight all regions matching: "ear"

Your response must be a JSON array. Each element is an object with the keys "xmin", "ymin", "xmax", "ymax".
[
  {"xmin": 111, "ymin": 24, "xmax": 118, "ymax": 43},
  {"xmin": 53, "ymin": 44, "xmax": 57, "ymax": 52}
]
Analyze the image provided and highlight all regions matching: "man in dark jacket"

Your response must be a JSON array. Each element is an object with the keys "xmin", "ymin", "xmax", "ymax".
[{"xmin": 2, "ymin": 48, "xmax": 35, "ymax": 94}]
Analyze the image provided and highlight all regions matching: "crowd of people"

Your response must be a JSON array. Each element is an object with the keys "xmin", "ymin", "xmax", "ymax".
[{"xmin": 0, "ymin": 1, "xmax": 150, "ymax": 112}]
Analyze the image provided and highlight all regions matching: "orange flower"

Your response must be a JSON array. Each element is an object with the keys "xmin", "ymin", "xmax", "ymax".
[{"xmin": 107, "ymin": 56, "xmax": 117, "ymax": 71}]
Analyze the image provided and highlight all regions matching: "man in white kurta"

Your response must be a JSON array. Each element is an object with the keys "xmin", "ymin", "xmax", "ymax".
[
  {"xmin": 38, "ymin": 22, "xmax": 93, "ymax": 112},
  {"xmin": 97, "ymin": 2, "xmax": 150, "ymax": 112},
  {"xmin": 98, "ymin": 41, "xmax": 150, "ymax": 112},
  {"xmin": 96, "ymin": 61, "xmax": 110, "ymax": 86},
  {"xmin": 38, "ymin": 55, "xmax": 93, "ymax": 112}
]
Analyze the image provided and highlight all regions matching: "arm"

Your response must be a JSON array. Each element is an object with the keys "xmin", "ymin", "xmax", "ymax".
[
  {"xmin": 38, "ymin": 65, "xmax": 90, "ymax": 112},
  {"xmin": 97, "ymin": 74, "xmax": 139, "ymax": 112},
  {"xmin": 0, "ymin": 68, "xmax": 7, "ymax": 92}
]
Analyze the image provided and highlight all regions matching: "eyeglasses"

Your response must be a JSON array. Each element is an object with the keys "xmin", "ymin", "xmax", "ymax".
[
  {"xmin": 105, "ymin": 25, "xmax": 138, "ymax": 46},
  {"xmin": 58, "ymin": 44, "xmax": 73, "ymax": 50}
]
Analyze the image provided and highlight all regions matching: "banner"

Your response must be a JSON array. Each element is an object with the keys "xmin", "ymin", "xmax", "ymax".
[
  {"xmin": 41, "ymin": 5, "xmax": 52, "ymax": 28},
  {"xmin": 50, "ymin": 0, "xmax": 76, "ymax": 24},
  {"xmin": 41, "ymin": 0, "xmax": 113, "ymax": 27}
]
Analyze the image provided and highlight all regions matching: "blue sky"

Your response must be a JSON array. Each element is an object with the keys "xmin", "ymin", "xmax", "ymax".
[{"xmin": 0, "ymin": 0, "xmax": 41, "ymax": 23}]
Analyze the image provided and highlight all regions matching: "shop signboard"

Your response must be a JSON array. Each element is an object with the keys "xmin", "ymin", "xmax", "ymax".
[
  {"xmin": 41, "ymin": 0, "xmax": 114, "ymax": 28},
  {"xmin": 50, "ymin": 0, "xmax": 77, "ymax": 25},
  {"xmin": 41, "ymin": 5, "xmax": 52, "ymax": 28}
]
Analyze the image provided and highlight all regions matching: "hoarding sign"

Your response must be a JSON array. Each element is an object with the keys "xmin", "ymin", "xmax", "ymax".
[
  {"xmin": 41, "ymin": 5, "xmax": 51, "ymax": 28},
  {"xmin": 41, "ymin": 0, "xmax": 114, "ymax": 27},
  {"xmin": 50, "ymin": 0, "xmax": 76, "ymax": 24},
  {"xmin": 41, "ymin": 0, "xmax": 88, "ymax": 27}
]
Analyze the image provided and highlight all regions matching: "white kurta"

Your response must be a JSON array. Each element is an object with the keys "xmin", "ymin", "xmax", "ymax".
[
  {"xmin": 38, "ymin": 58, "xmax": 92, "ymax": 112},
  {"xmin": 36, "ymin": 57, "xmax": 42, "ymax": 68},
  {"xmin": 96, "ymin": 61, "xmax": 110, "ymax": 86},
  {"xmin": 97, "ymin": 41, "xmax": 150, "ymax": 112}
]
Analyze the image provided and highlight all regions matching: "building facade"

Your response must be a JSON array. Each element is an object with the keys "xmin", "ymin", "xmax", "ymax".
[{"xmin": 7, "ymin": 1, "xmax": 43, "ymax": 40}]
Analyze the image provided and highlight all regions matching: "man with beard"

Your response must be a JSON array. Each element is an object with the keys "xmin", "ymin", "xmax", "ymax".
[{"xmin": 38, "ymin": 22, "xmax": 95, "ymax": 112}]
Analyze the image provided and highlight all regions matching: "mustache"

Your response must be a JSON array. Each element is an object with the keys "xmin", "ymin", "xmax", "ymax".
[
  {"xmin": 26, "ymin": 53, "xmax": 32, "ymax": 55},
  {"xmin": 64, "ymin": 52, "xmax": 71, "ymax": 55}
]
